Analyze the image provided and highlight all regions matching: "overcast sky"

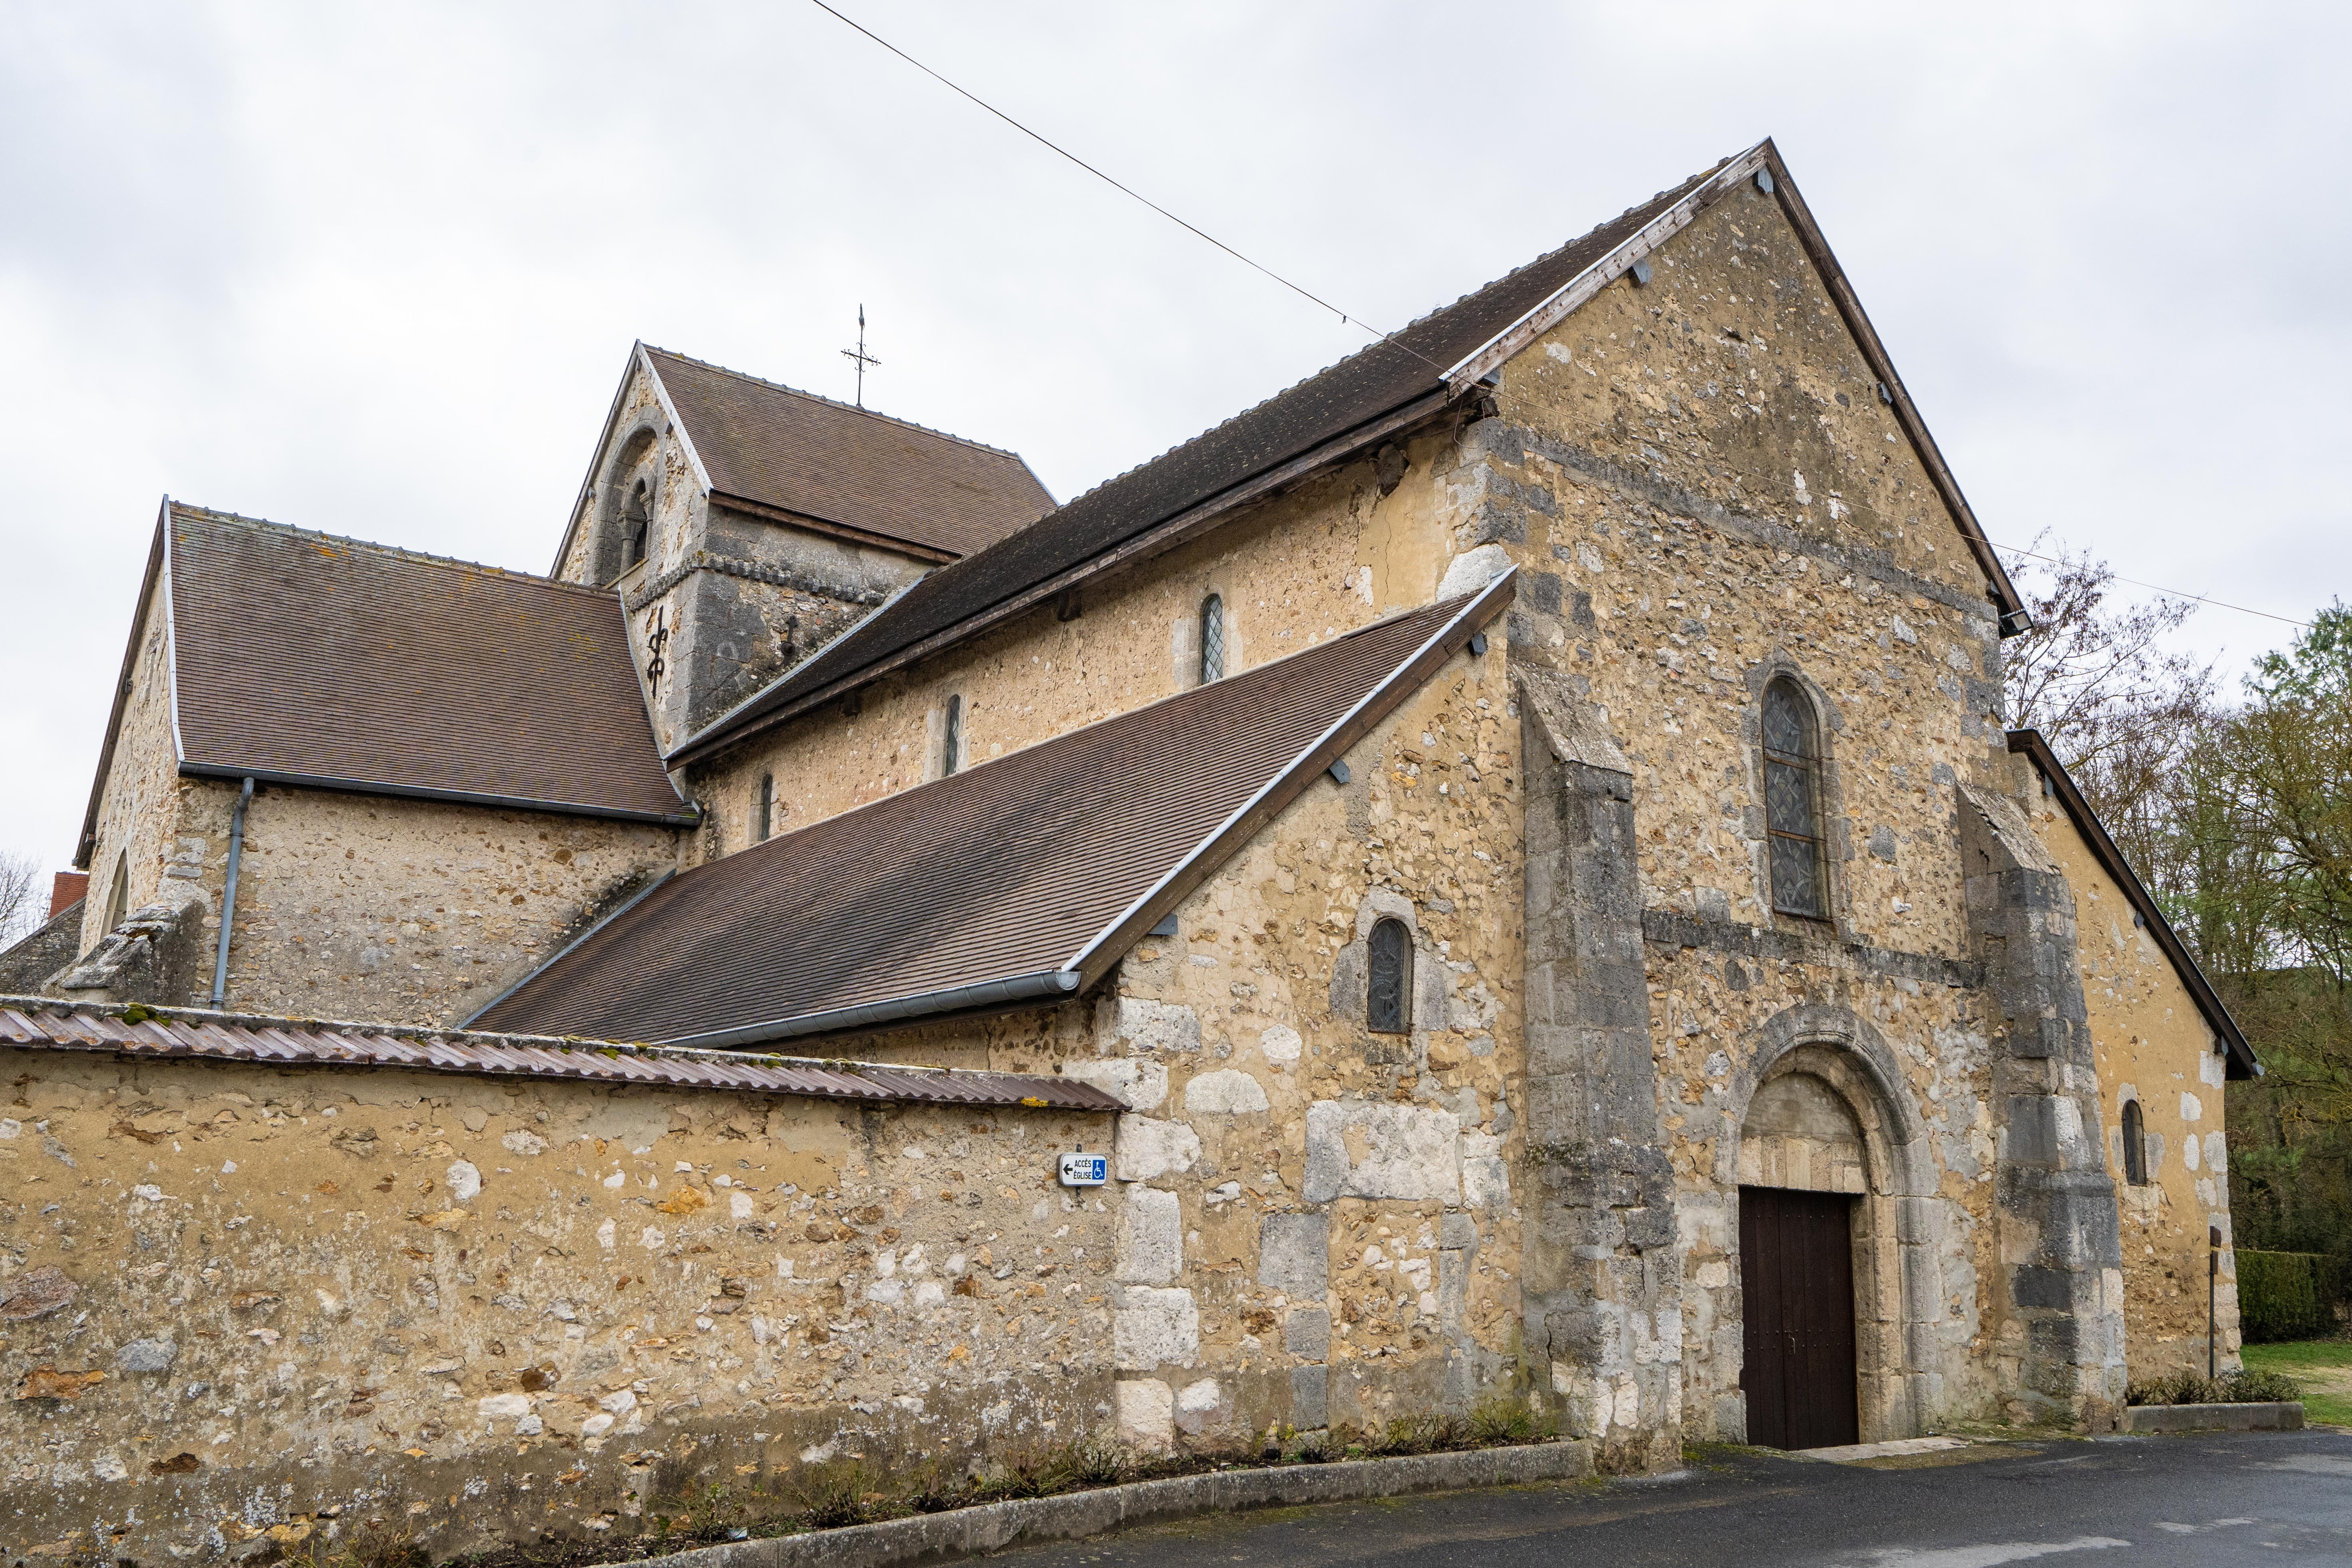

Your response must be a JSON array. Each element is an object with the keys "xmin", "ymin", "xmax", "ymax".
[{"xmin": 3, "ymin": 1, "xmax": 2345, "ymax": 886}]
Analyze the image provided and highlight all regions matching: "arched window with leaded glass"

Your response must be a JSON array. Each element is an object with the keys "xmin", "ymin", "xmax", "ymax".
[
  {"xmin": 1368, "ymin": 917, "xmax": 1412, "ymax": 1034},
  {"xmin": 1199, "ymin": 594, "xmax": 1226, "ymax": 685},
  {"xmin": 1763, "ymin": 678, "xmax": 1828, "ymax": 919}
]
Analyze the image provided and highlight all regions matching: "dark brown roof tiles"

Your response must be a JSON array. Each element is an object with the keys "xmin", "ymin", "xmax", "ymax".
[
  {"xmin": 647, "ymin": 349, "xmax": 1054, "ymax": 558},
  {"xmin": 669, "ymin": 161, "xmax": 1733, "ymax": 767},
  {"xmin": 473, "ymin": 582, "xmax": 1510, "ymax": 1046},
  {"xmin": 169, "ymin": 505, "xmax": 693, "ymax": 823}
]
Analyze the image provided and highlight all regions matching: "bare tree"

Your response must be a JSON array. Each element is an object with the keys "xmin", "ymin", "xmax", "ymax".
[
  {"xmin": 0, "ymin": 852, "xmax": 47, "ymax": 949},
  {"xmin": 2001, "ymin": 533, "xmax": 2216, "ymax": 770},
  {"xmin": 2000, "ymin": 535, "xmax": 2219, "ymax": 879}
]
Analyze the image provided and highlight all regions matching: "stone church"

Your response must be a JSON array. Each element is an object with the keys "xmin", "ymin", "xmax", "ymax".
[{"xmin": 0, "ymin": 141, "xmax": 2257, "ymax": 1560}]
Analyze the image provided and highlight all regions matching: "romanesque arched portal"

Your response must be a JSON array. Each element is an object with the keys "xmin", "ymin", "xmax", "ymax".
[{"xmin": 1722, "ymin": 1007, "xmax": 1944, "ymax": 1447}]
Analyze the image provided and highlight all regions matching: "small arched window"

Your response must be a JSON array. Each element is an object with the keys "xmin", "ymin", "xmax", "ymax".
[
  {"xmin": 755, "ymin": 773, "xmax": 775, "ymax": 843},
  {"xmin": 622, "ymin": 480, "xmax": 651, "ymax": 570},
  {"xmin": 1762, "ymin": 678, "xmax": 1827, "ymax": 919},
  {"xmin": 103, "ymin": 851, "xmax": 128, "ymax": 934},
  {"xmin": 2122, "ymin": 1098, "xmax": 2148, "ymax": 1186},
  {"xmin": 1199, "ymin": 594, "xmax": 1226, "ymax": 685},
  {"xmin": 942, "ymin": 694, "xmax": 963, "ymax": 777},
  {"xmin": 1368, "ymin": 917, "xmax": 1412, "ymax": 1035}
]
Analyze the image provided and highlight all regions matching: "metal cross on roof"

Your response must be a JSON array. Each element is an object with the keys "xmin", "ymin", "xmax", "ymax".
[{"xmin": 840, "ymin": 304, "xmax": 880, "ymax": 407}]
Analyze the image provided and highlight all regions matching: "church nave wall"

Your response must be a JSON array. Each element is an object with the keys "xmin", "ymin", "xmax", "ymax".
[
  {"xmin": 78, "ymin": 570, "xmax": 192, "ymax": 962},
  {"xmin": 2018, "ymin": 759, "xmax": 2244, "ymax": 1384},
  {"xmin": 179, "ymin": 784, "xmax": 677, "ymax": 1029},
  {"xmin": 679, "ymin": 420, "xmax": 1474, "ymax": 864},
  {"xmin": 767, "ymin": 646, "xmax": 1538, "ymax": 1455}
]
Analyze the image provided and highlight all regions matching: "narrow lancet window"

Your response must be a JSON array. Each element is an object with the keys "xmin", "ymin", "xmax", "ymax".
[
  {"xmin": 755, "ymin": 773, "xmax": 775, "ymax": 842},
  {"xmin": 623, "ymin": 480, "xmax": 651, "ymax": 570},
  {"xmin": 1368, "ymin": 917, "xmax": 1412, "ymax": 1035},
  {"xmin": 942, "ymin": 694, "xmax": 963, "ymax": 777},
  {"xmin": 1763, "ymin": 678, "xmax": 1828, "ymax": 918},
  {"xmin": 1200, "ymin": 594, "xmax": 1226, "ymax": 685},
  {"xmin": 2122, "ymin": 1098, "xmax": 2148, "ymax": 1185},
  {"xmin": 103, "ymin": 851, "xmax": 128, "ymax": 934}
]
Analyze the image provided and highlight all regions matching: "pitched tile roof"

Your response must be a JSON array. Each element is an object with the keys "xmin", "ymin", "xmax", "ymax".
[
  {"xmin": 673, "ymin": 142, "xmax": 2029, "ymax": 769},
  {"xmin": 667, "ymin": 163, "xmax": 1732, "ymax": 769},
  {"xmin": 471, "ymin": 577, "xmax": 1513, "ymax": 1047},
  {"xmin": 167, "ymin": 504, "xmax": 694, "ymax": 823},
  {"xmin": 647, "ymin": 348, "xmax": 1054, "ymax": 558},
  {"xmin": 0, "ymin": 996, "xmax": 1120, "ymax": 1111}
]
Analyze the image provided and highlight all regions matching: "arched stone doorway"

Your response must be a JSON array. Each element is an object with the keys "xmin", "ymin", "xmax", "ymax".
[{"xmin": 1724, "ymin": 1008, "xmax": 1943, "ymax": 1448}]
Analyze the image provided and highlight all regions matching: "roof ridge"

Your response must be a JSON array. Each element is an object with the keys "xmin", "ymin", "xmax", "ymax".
[
  {"xmin": 167, "ymin": 503, "xmax": 617, "ymax": 601},
  {"xmin": 641, "ymin": 345, "xmax": 1030, "ymax": 462},
  {"xmin": 1034, "ymin": 158, "xmax": 1738, "ymax": 519},
  {"xmin": 669, "ymin": 150, "xmax": 1752, "ymax": 767}
]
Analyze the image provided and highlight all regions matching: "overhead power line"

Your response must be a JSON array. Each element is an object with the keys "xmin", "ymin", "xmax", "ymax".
[
  {"xmin": 1990, "ymin": 539, "xmax": 2311, "ymax": 631},
  {"xmin": 806, "ymin": 4, "xmax": 2311, "ymax": 637},
  {"xmin": 805, "ymin": 0, "xmax": 1441, "ymax": 372}
]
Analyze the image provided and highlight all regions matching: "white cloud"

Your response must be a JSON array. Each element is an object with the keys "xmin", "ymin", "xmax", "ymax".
[{"xmin": 2, "ymin": 1, "xmax": 2344, "ymax": 869}]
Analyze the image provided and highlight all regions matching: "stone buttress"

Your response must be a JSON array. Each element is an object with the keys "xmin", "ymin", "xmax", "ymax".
[
  {"xmin": 1959, "ymin": 784, "xmax": 2127, "ymax": 1426},
  {"xmin": 1516, "ymin": 666, "xmax": 1683, "ymax": 1470}
]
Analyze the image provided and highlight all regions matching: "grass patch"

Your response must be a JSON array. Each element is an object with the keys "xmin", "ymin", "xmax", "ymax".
[{"xmin": 2245, "ymin": 1339, "xmax": 2352, "ymax": 1425}]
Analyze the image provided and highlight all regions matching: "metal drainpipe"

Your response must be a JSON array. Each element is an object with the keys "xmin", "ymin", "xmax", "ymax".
[{"xmin": 210, "ymin": 777, "xmax": 254, "ymax": 1011}]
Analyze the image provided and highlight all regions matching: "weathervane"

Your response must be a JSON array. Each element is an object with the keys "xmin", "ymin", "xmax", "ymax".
[{"xmin": 840, "ymin": 304, "xmax": 880, "ymax": 407}]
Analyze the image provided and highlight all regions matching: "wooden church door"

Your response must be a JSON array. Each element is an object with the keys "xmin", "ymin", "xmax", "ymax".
[{"xmin": 1738, "ymin": 1185, "xmax": 1860, "ymax": 1450}]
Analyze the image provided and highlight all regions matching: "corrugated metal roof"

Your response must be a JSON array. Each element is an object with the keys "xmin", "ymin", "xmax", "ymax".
[
  {"xmin": 168, "ymin": 505, "xmax": 694, "ymax": 823},
  {"xmin": 473, "ymin": 583, "xmax": 1509, "ymax": 1047},
  {"xmin": 0, "ymin": 996, "xmax": 1121, "ymax": 1111},
  {"xmin": 647, "ymin": 350, "xmax": 1054, "ymax": 559},
  {"xmin": 668, "ymin": 162, "xmax": 1730, "ymax": 768}
]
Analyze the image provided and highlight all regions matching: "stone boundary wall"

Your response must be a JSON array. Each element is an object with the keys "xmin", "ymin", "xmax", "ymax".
[
  {"xmin": 0, "ymin": 1046, "xmax": 1118, "ymax": 1563},
  {"xmin": 620, "ymin": 1440, "xmax": 1597, "ymax": 1568},
  {"xmin": 2123, "ymin": 1401, "xmax": 2302, "ymax": 1434}
]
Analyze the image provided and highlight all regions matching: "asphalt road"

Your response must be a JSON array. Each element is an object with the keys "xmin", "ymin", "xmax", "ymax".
[{"xmin": 997, "ymin": 1430, "xmax": 2352, "ymax": 1567}]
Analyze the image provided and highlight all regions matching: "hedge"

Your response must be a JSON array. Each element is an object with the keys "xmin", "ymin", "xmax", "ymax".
[{"xmin": 2237, "ymin": 1249, "xmax": 2348, "ymax": 1342}]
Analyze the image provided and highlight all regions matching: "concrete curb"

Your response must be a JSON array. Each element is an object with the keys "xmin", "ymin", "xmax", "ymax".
[
  {"xmin": 611, "ymin": 1440, "xmax": 1596, "ymax": 1568},
  {"xmin": 2124, "ymin": 1401, "xmax": 2305, "ymax": 1434}
]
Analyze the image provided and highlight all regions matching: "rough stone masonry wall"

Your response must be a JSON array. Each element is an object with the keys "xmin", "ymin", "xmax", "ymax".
[
  {"xmin": 833, "ymin": 652, "xmax": 1534, "ymax": 1455},
  {"xmin": 685, "ymin": 419, "xmax": 1472, "ymax": 858},
  {"xmin": 2017, "ymin": 758, "xmax": 2242, "ymax": 1380},
  {"xmin": 557, "ymin": 361, "xmax": 935, "ymax": 762},
  {"xmin": 0, "ymin": 1049, "xmax": 1115, "ymax": 1564},
  {"xmin": 80, "ymin": 570, "xmax": 194, "ymax": 958},
  {"xmin": 197, "ymin": 786, "xmax": 679, "ymax": 1028},
  {"xmin": 556, "ymin": 362, "xmax": 708, "ymax": 755},
  {"xmin": 73, "ymin": 778, "xmax": 679, "ymax": 1029},
  {"xmin": 665, "ymin": 505, "xmax": 928, "ymax": 745},
  {"xmin": 1460, "ymin": 182, "xmax": 2090, "ymax": 1441}
]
